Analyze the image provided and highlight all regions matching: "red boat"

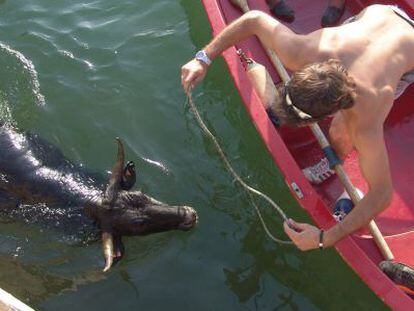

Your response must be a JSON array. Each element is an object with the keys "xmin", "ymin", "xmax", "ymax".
[{"xmin": 201, "ymin": 0, "xmax": 414, "ymax": 309}]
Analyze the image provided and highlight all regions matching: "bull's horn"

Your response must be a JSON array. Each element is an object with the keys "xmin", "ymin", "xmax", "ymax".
[
  {"xmin": 105, "ymin": 138, "xmax": 125, "ymax": 202},
  {"xmin": 102, "ymin": 231, "xmax": 114, "ymax": 272}
]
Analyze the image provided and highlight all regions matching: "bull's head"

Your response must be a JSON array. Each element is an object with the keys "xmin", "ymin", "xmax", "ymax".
[{"xmin": 86, "ymin": 138, "xmax": 198, "ymax": 272}]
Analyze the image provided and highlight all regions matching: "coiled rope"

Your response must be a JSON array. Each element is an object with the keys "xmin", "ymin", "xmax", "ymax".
[{"xmin": 186, "ymin": 91, "xmax": 292, "ymax": 245}]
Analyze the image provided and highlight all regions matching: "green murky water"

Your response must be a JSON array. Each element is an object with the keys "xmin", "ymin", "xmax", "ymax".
[{"xmin": 0, "ymin": 0, "xmax": 387, "ymax": 310}]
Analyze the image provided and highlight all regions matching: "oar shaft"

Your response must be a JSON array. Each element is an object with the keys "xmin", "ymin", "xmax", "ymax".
[{"xmin": 230, "ymin": 0, "xmax": 394, "ymax": 260}]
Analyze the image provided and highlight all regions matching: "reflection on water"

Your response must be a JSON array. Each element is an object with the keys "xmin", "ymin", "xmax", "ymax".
[
  {"xmin": 0, "ymin": 256, "xmax": 72, "ymax": 305},
  {"xmin": 0, "ymin": 255, "xmax": 106, "ymax": 307}
]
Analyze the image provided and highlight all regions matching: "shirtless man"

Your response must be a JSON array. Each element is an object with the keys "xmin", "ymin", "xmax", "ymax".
[{"xmin": 181, "ymin": 5, "xmax": 414, "ymax": 251}]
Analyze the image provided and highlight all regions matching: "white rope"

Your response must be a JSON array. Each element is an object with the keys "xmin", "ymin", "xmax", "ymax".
[{"xmin": 186, "ymin": 91, "xmax": 292, "ymax": 245}]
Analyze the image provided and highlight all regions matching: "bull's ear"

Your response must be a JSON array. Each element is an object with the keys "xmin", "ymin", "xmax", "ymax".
[
  {"xmin": 105, "ymin": 138, "xmax": 125, "ymax": 202},
  {"xmin": 120, "ymin": 161, "xmax": 136, "ymax": 190}
]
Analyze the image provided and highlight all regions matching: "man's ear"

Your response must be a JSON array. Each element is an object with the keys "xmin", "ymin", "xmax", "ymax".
[{"xmin": 120, "ymin": 161, "xmax": 136, "ymax": 190}]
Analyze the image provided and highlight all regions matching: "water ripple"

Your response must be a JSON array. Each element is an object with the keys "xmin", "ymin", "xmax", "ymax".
[
  {"xmin": 132, "ymin": 27, "xmax": 176, "ymax": 39},
  {"xmin": 57, "ymin": 49, "xmax": 94, "ymax": 70}
]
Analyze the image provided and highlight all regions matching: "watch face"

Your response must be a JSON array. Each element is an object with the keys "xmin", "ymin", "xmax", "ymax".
[
  {"xmin": 195, "ymin": 50, "xmax": 210, "ymax": 65},
  {"xmin": 196, "ymin": 51, "xmax": 205, "ymax": 59}
]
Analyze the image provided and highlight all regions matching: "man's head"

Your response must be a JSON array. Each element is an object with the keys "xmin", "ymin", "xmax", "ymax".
[{"xmin": 273, "ymin": 59, "xmax": 357, "ymax": 126}]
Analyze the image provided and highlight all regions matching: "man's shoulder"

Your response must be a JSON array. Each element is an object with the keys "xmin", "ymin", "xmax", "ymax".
[
  {"xmin": 342, "ymin": 96, "xmax": 386, "ymax": 138},
  {"xmin": 351, "ymin": 80, "xmax": 395, "ymax": 111}
]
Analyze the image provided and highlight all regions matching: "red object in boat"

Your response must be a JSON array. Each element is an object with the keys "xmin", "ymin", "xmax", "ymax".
[{"xmin": 201, "ymin": 0, "xmax": 414, "ymax": 309}]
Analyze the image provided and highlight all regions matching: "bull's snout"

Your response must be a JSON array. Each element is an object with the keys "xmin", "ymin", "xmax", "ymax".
[{"xmin": 179, "ymin": 206, "xmax": 198, "ymax": 230}]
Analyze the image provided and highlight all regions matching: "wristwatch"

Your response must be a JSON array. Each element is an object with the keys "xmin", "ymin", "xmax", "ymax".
[
  {"xmin": 319, "ymin": 229, "xmax": 324, "ymax": 250},
  {"xmin": 195, "ymin": 50, "xmax": 211, "ymax": 66}
]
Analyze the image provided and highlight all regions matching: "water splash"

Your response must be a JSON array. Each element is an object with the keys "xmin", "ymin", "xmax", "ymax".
[
  {"xmin": 0, "ymin": 42, "xmax": 46, "ymax": 125},
  {"xmin": 0, "ymin": 90, "xmax": 13, "ymax": 124},
  {"xmin": 4, "ymin": 203, "xmax": 99, "ymax": 244},
  {"xmin": 142, "ymin": 157, "xmax": 170, "ymax": 174},
  {"xmin": 0, "ymin": 42, "xmax": 45, "ymax": 106}
]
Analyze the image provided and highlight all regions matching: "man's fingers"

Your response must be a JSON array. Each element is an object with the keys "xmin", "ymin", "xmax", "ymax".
[
  {"xmin": 183, "ymin": 71, "xmax": 197, "ymax": 93},
  {"xmin": 288, "ymin": 219, "xmax": 314, "ymax": 232},
  {"xmin": 283, "ymin": 220, "xmax": 299, "ymax": 240},
  {"xmin": 181, "ymin": 68, "xmax": 188, "ymax": 83},
  {"xmin": 181, "ymin": 67, "xmax": 189, "ymax": 89},
  {"xmin": 284, "ymin": 221, "xmax": 308, "ymax": 250},
  {"xmin": 181, "ymin": 66, "xmax": 189, "ymax": 75},
  {"xmin": 184, "ymin": 73, "xmax": 205, "ymax": 94},
  {"xmin": 285, "ymin": 219, "xmax": 301, "ymax": 232},
  {"xmin": 284, "ymin": 219, "xmax": 321, "ymax": 251},
  {"xmin": 181, "ymin": 59, "xmax": 207, "ymax": 93},
  {"xmin": 192, "ymin": 75, "xmax": 203, "ymax": 88}
]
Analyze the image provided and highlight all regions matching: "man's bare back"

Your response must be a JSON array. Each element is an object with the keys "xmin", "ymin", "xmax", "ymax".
[
  {"xmin": 263, "ymin": 5, "xmax": 414, "ymax": 119},
  {"xmin": 311, "ymin": 5, "xmax": 414, "ymax": 150},
  {"xmin": 181, "ymin": 4, "xmax": 414, "ymax": 250}
]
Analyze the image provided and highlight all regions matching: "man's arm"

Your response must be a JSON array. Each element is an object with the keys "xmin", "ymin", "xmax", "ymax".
[
  {"xmin": 324, "ymin": 126, "xmax": 393, "ymax": 246},
  {"xmin": 181, "ymin": 11, "xmax": 302, "ymax": 92},
  {"xmin": 202, "ymin": 11, "xmax": 299, "ymax": 65},
  {"xmin": 329, "ymin": 112, "xmax": 354, "ymax": 159},
  {"xmin": 284, "ymin": 125, "xmax": 393, "ymax": 250}
]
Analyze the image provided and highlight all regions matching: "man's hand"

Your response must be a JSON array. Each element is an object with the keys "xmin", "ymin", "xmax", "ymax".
[
  {"xmin": 283, "ymin": 219, "xmax": 321, "ymax": 251},
  {"xmin": 181, "ymin": 59, "xmax": 208, "ymax": 93}
]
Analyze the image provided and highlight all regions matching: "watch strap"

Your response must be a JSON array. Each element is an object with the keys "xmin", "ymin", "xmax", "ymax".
[{"xmin": 319, "ymin": 229, "xmax": 324, "ymax": 250}]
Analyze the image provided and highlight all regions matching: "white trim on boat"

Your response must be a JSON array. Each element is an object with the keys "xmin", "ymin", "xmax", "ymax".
[{"xmin": 0, "ymin": 288, "xmax": 34, "ymax": 311}]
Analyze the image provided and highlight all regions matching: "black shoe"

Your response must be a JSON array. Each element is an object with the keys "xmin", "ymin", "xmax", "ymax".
[
  {"xmin": 267, "ymin": 0, "xmax": 295, "ymax": 23},
  {"xmin": 321, "ymin": 6, "xmax": 345, "ymax": 27}
]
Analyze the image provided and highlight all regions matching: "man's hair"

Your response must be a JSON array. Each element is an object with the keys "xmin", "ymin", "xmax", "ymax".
[{"xmin": 273, "ymin": 59, "xmax": 357, "ymax": 126}]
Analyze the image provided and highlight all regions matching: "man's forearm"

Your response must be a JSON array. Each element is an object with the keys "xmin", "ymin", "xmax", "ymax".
[
  {"xmin": 203, "ymin": 11, "xmax": 259, "ymax": 61},
  {"xmin": 324, "ymin": 189, "xmax": 392, "ymax": 247}
]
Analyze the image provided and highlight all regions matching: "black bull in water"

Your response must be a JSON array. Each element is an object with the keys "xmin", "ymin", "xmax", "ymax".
[{"xmin": 0, "ymin": 124, "xmax": 197, "ymax": 271}]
